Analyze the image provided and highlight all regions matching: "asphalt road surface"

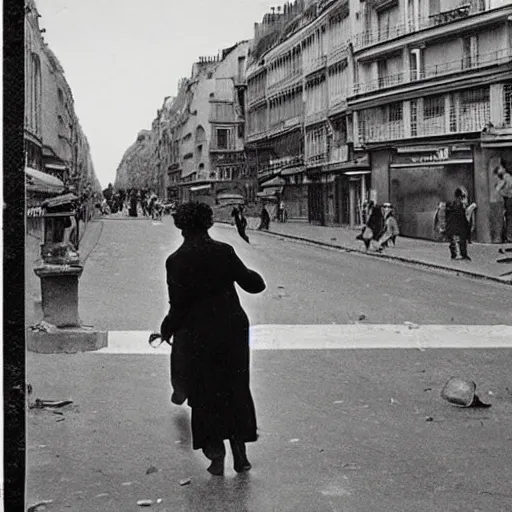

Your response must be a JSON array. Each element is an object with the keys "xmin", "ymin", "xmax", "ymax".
[
  {"xmin": 26, "ymin": 217, "xmax": 512, "ymax": 512},
  {"xmin": 78, "ymin": 216, "xmax": 512, "ymax": 330}
]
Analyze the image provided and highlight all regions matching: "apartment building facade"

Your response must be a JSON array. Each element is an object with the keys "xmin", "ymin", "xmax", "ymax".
[
  {"xmin": 350, "ymin": 0, "xmax": 512, "ymax": 243},
  {"xmin": 246, "ymin": 0, "xmax": 511, "ymax": 241},
  {"xmin": 25, "ymin": 0, "xmax": 101, "ymax": 202},
  {"xmin": 155, "ymin": 42, "xmax": 257, "ymax": 206}
]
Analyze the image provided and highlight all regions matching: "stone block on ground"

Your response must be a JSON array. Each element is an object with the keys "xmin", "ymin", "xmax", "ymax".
[{"xmin": 27, "ymin": 327, "xmax": 108, "ymax": 354}]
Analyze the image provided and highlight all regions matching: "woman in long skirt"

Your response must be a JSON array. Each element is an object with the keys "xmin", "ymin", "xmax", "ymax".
[{"xmin": 161, "ymin": 202, "xmax": 265, "ymax": 475}]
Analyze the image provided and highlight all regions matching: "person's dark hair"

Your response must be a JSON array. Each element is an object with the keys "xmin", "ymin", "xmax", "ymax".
[
  {"xmin": 173, "ymin": 202, "xmax": 214, "ymax": 232},
  {"xmin": 494, "ymin": 159, "xmax": 507, "ymax": 175},
  {"xmin": 454, "ymin": 187, "xmax": 465, "ymax": 199}
]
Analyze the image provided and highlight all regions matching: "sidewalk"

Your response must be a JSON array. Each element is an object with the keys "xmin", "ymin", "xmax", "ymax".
[
  {"xmin": 25, "ymin": 219, "xmax": 105, "ymax": 327},
  {"xmin": 237, "ymin": 219, "xmax": 512, "ymax": 285}
]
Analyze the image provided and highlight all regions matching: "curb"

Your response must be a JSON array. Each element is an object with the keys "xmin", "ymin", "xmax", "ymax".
[{"xmin": 215, "ymin": 221, "xmax": 511, "ymax": 287}]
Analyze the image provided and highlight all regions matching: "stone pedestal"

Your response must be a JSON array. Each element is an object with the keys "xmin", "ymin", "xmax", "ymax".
[
  {"xmin": 29, "ymin": 263, "xmax": 107, "ymax": 354},
  {"xmin": 34, "ymin": 264, "xmax": 83, "ymax": 327}
]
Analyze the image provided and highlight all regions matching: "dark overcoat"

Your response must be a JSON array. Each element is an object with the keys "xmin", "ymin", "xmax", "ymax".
[
  {"xmin": 445, "ymin": 199, "xmax": 469, "ymax": 238},
  {"xmin": 162, "ymin": 234, "xmax": 265, "ymax": 450}
]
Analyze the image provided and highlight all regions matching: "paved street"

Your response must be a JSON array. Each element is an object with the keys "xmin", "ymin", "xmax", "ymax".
[
  {"xmin": 76, "ymin": 216, "xmax": 512, "ymax": 330},
  {"xmin": 26, "ymin": 216, "xmax": 512, "ymax": 512}
]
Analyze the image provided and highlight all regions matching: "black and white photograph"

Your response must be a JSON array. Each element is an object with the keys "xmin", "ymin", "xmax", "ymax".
[{"xmin": 7, "ymin": 0, "xmax": 512, "ymax": 509}]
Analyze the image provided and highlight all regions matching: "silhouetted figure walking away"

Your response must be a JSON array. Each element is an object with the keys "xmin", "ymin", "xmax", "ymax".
[{"xmin": 160, "ymin": 203, "xmax": 266, "ymax": 476}]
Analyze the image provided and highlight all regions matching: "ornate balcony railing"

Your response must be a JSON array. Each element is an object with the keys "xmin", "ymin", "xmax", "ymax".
[
  {"xmin": 267, "ymin": 70, "xmax": 302, "ymax": 95},
  {"xmin": 328, "ymin": 144, "xmax": 349, "ymax": 164},
  {"xmin": 304, "ymin": 55, "xmax": 327, "ymax": 76},
  {"xmin": 353, "ymin": 47, "xmax": 511, "ymax": 95},
  {"xmin": 354, "ymin": 0, "xmax": 489, "ymax": 50}
]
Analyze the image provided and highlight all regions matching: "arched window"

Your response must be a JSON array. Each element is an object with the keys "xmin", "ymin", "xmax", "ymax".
[{"xmin": 31, "ymin": 53, "xmax": 42, "ymax": 135}]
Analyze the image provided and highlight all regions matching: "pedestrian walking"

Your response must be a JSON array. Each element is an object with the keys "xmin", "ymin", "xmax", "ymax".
[
  {"xmin": 494, "ymin": 160, "xmax": 512, "ymax": 242},
  {"xmin": 257, "ymin": 206, "xmax": 270, "ymax": 231},
  {"xmin": 231, "ymin": 206, "xmax": 250, "ymax": 243},
  {"xmin": 358, "ymin": 202, "xmax": 384, "ymax": 251},
  {"xmin": 278, "ymin": 200, "xmax": 287, "ymax": 222},
  {"xmin": 160, "ymin": 202, "xmax": 266, "ymax": 476},
  {"xmin": 129, "ymin": 189, "xmax": 138, "ymax": 217},
  {"xmin": 445, "ymin": 187, "xmax": 471, "ymax": 261},
  {"xmin": 376, "ymin": 203, "xmax": 399, "ymax": 251}
]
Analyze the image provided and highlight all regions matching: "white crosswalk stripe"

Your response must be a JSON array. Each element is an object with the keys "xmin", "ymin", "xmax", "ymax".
[{"xmin": 96, "ymin": 325, "xmax": 512, "ymax": 354}]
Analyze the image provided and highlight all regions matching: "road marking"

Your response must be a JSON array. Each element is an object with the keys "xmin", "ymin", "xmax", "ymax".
[{"xmin": 97, "ymin": 325, "xmax": 512, "ymax": 354}]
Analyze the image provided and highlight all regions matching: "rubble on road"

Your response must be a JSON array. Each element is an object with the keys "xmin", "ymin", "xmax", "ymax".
[{"xmin": 441, "ymin": 377, "xmax": 491, "ymax": 408}]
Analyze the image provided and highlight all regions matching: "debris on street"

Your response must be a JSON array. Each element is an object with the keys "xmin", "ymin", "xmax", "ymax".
[
  {"xmin": 404, "ymin": 321, "xmax": 420, "ymax": 329},
  {"xmin": 30, "ymin": 399, "xmax": 73, "ymax": 409},
  {"xmin": 27, "ymin": 501, "xmax": 54, "ymax": 512},
  {"xmin": 146, "ymin": 466, "xmax": 158, "ymax": 475},
  {"xmin": 358, "ymin": 314, "xmax": 366, "ymax": 321},
  {"xmin": 180, "ymin": 478, "xmax": 191, "ymax": 486},
  {"xmin": 137, "ymin": 499, "xmax": 154, "ymax": 506},
  {"xmin": 425, "ymin": 416, "xmax": 434, "ymax": 422},
  {"xmin": 441, "ymin": 377, "xmax": 491, "ymax": 408},
  {"xmin": 289, "ymin": 438, "xmax": 300, "ymax": 443}
]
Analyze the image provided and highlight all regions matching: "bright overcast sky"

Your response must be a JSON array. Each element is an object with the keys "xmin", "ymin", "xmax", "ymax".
[{"xmin": 37, "ymin": 0, "xmax": 272, "ymax": 188}]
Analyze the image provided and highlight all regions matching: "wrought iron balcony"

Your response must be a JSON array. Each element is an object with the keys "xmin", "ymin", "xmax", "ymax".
[{"xmin": 354, "ymin": 0, "xmax": 489, "ymax": 50}]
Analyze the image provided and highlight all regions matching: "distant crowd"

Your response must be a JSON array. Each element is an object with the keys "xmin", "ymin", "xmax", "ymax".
[{"xmin": 99, "ymin": 183, "xmax": 171, "ymax": 220}]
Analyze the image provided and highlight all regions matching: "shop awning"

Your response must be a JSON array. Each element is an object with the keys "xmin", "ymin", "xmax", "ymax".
[
  {"xmin": 25, "ymin": 167, "xmax": 65, "ymax": 194},
  {"xmin": 190, "ymin": 184, "xmax": 211, "ymax": 192},
  {"xmin": 257, "ymin": 187, "xmax": 282, "ymax": 198},
  {"xmin": 281, "ymin": 165, "xmax": 306, "ymax": 176},
  {"xmin": 42, "ymin": 193, "xmax": 78, "ymax": 209},
  {"xmin": 217, "ymin": 192, "xmax": 244, "ymax": 201},
  {"xmin": 45, "ymin": 163, "xmax": 68, "ymax": 171},
  {"xmin": 261, "ymin": 176, "xmax": 285, "ymax": 188}
]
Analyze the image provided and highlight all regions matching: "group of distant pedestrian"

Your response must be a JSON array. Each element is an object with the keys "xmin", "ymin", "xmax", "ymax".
[{"xmin": 99, "ymin": 183, "xmax": 165, "ymax": 220}]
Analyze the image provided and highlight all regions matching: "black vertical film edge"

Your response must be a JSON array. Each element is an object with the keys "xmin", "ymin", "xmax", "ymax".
[{"xmin": 4, "ymin": 0, "xmax": 27, "ymax": 509}]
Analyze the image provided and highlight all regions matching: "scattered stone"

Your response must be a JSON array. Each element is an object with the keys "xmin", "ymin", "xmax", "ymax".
[
  {"xmin": 319, "ymin": 448, "xmax": 324, "ymax": 452},
  {"xmin": 289, "ymin": 438, "xmax": 300, "ymax": 443},
  {"xmin": 390, "ymin": 398, "xmax": 399, "ymax": 405},
  {"xmin": 180, "ymin": 478, "xmax": 191, "ymax": 486},
  {"xmin": 425, "ymin": 416, "xmax": 434, "ymax": 422},
  {"xmin": 404, "ymin": 321, "xmax": 420, "ymax": 329},
  {"xmin": 424, "ymin": 388, "xmax": 432, "ymax": 392},
  {"xmin": 95, "ymin": 493, "xmax": 109, "ymax": 498},
  {"xmin": 31, "ymin": 399, "xmax": 73, "ymax": 409},
  {"xmin": 156, "ymin": 499, "xmax": 163, "ymax": 504},
  {"xmin": 121, "ymin": 482, "xmax": 134, "ymax": 486},
  {"xmin": 358, "ymin": 314, "xmax": 366, "ymax": 321},
  {"xmin": 27, "ymin": 501, "xmax": 53, "ymax": 512},
  {"xmin": 146, "ymin": 466, "xmax": 158, "ymax": 475},
  {"xmin": 56, "ymin": 418, "xmax": 65, "ymax": 422},
  {"xmin": 330, "ymin": 237, "xmax": 337, "ymax": 241},
  {"xmin": 333, "ymin": 400, "xmax": 344, "ymax": 404},
  {"xmin": 137, "ymin": 499, "xmax": 154, "ymax": 506},
  {"xmin": 441, "ymin": 377, "xmax": 491, "ymax": 408}
]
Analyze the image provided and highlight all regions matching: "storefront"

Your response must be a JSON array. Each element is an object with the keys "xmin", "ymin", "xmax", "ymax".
[
  {"xmin": 479, "ymin": 128, "xmax": 512, "ymax": 243},
  {"xmin": 280, "ymin": 165, "xmax": 308, "ymax": 220},
  {"xmin": 388, "ymin": 145, "xmax": 474, "ymax": 241},
  {"xmin": 308, "ymin": 154, "xmax": 371, "ymax": 227}
]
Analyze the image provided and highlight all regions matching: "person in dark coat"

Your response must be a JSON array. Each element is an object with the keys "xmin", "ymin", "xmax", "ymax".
[
  {"xmin": 258, "ymin": 206, "xmax": 270, "ymax": 230},
  {"xmin": 358, "ymin": 203, "xmax": 384, "ymax": 251},
  {"xmin": 160, "ymin": 202, "xmax": 266, "ymax": 476},
  {"xmin": 231, "ymin": 206, "xmax": 250, "ymax": 243},
  {"xmin": 445, "ymin": 187, "xmax": 471, "ymax": 260},
  {"xmin": 129, "ymin": 189, "xmax": 138, "ymax": 217}
]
